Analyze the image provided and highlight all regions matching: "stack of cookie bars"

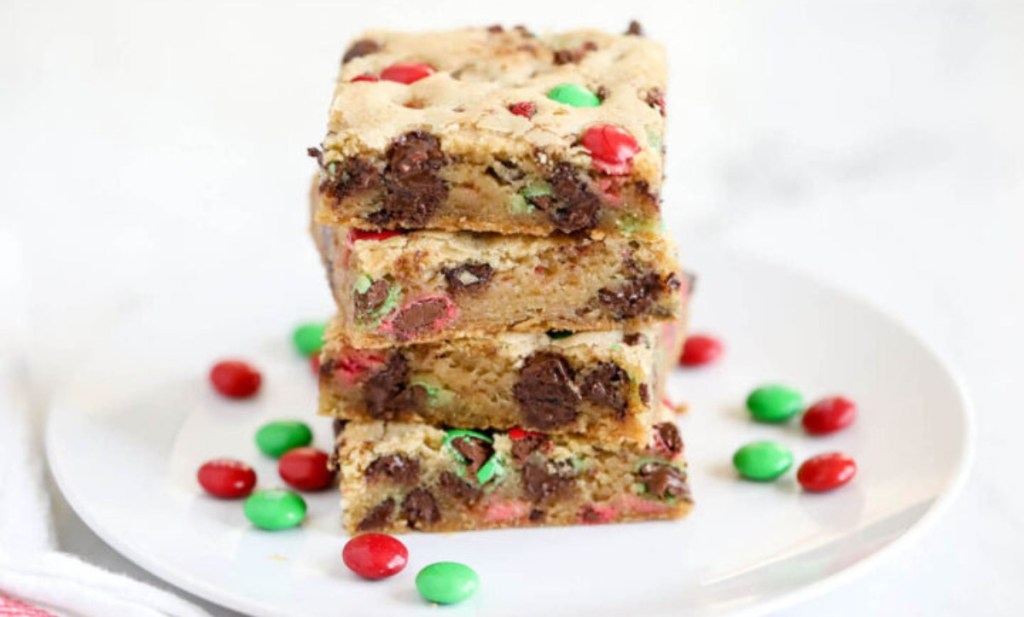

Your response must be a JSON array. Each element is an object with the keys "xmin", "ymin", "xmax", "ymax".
[{"xmin": 308, "ymin": 24, "xmax": 693, "ymax": 534}]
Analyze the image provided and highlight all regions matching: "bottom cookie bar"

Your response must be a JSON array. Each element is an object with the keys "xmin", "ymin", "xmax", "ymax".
[{"xmin": 333, "ymin": 418, "xmax": 692, "ymax": 534}]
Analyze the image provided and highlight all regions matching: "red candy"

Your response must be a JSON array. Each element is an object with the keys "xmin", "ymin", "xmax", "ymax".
[
  {"xmin": 278, "ymin": 447, "xmax": 334, "ymax": 491},
  {"xmin": 802, "ymin": 396, "xmax": 857, "ymax": 435},
  {"xmin": 508, "ymin": 427, "xmax": 545, "ymax": 440},
  {"xmin": 580, "ymin": 124, "xmax": 640, "ymax": 175},
  {"xmin": 679, "ymin": 334, "xmax": 723, "ymax": 367},
  {"xmin": 209, "ymin": 360, "xmax": 262, "ymax": 398},
  {"xmin": 508, "ymin": 101, "xmax": 537, "ymax": 119},
  {"xmin": 380, "ymin": 62, "xmax": 434, "ymax": 84},
  {"xmin": 797, "ymin": 452, "xmax": 857, "ymax": 492},
  {"xmin": 197, "ymin": 459, "xmax": 257, "ymax": 499},
  {"xmin": 342, "ymin": 533, "xmax": 409, "ymax": 579},
  {"xmin": 350, "ymin": 74, "xmax": 379, "ymax": 83},
  {"xmin": 349, "ymin": 228, "xmax": 401, "ymax": 243}
]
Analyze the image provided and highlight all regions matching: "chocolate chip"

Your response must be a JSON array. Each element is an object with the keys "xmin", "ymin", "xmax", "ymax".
[
  {"xmin": 365, "ymin": 453, "xmax": 421, "ymax": 485},
  {"xmin": 439, "ymin": 470, "xmax": 483, "ymax": 506},
  {"xmin": 401, "ymin": 488, "xmax": 441, "ymax": 528},
  {"xmin": 529, "ymin": 508, "xmax": 545, "ymax": 522},
  {"xmin": 579, "ymin": 362, "xmax": 629, "ymax": 417},
  {"xmin": 645, "ymin": 87, "xmax": 666, "ymax": 116},
  {"xmin": 530, "ymin": 163, "xmax": 600, "ymax": 234},
  {"xmin": 362, "ymin": 354, "xmax": 426, "ymax": 419},
  {"xmin": 597, "ymin": 272, "xmax": 665, "ymax": 320},
  {"xmin": 552, "ymin": 49, "xmax": 578, "ymax": 65},
  {"xmin": 451, "ymin": 436, "xmax": 493, "ymax": 475},
  {"xmin": 626, "ymin": 20, "xmax": 644, "ymax": 36},
  {"xmin": 354, "ymin": 279, "xmax": 390, "ymax": 316},
  {"xmin": 514, "ymin": 352, "xmax": 581, "ymax": 429},
  {"xmin": 639, "ymin": 382, "xmax": 650, "ymax": 405},
  {"xmin": 596, "ymin": 85, "xmax": 610, "ymax": 102},
  {"xmin": 357, "ymin": 498, "xmax": 394, "ymax": 531},
  {"xmin": 487, "ymin": 24, "xmax": 504, "ymax": 33},
  {"xmin": 444, "ymin": 262, "xmax": 494, "ymax": 294},
  {"xmin": 653, "ymin": 422, "xmax": 683, "ymax": 455},
  {"xmin": 521, "ymin": 460, "xmax": 575, "ymax": 503},
  {"xmin": 342, "ymin": 39, "xmax": 381, "ymax": 63},
  {"xmin": 368, "ymin": 131, "xmax": 448, "ymax": 228},
  {"xmin": 582, "ymin": 41, "xmax": 598, "ymax": 51},
  {"xmin": 390, "ymin": 297, "xmax": 451, "ymax": 338},
  {"xmin": 321, "ymin": 158, "xmax": 380, "ymax": 201},
  {"xmin": 511, "ymin": 433, "xmax": 547, "ymax": 464},
  {"xmin": 637, "ymin": 463, "xmax": 689, "ymax": 501},
  {"xmin": 306, "ymin": 146, "xmax": 323, "ymax": 166},
  {"xmin": 623, "ymin": 333, "xmax": 643, "ymax": 346}
]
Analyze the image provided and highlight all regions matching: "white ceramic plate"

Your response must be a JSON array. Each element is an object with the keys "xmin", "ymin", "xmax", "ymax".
[{"xmin": 47, "ymin": 246, "xmax": 973, "ymax": 617}]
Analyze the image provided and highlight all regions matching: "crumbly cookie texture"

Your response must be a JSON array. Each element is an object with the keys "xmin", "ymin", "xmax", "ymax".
[
  {"xmin": 319, "ymin": 320, "xmax": 683, "ymax": 445},
  {"xmin": 312, "ymin": 221, "xmax": 685, "ymax": 348},
  {"xmin": 332, "ymin": 417, "xmax": 692, "ymax": 534},
  {"xmin": 310, "ymin": 25, "xmax": 667, "ymax": 238}
]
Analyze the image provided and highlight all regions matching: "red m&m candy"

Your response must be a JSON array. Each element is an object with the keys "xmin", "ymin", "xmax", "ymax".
[
  {"xmin": 349, "ymin": 228, "xmax": 401, "ymax": 243},
  {"xmin": 797, "ymin": 452, "xmax": 857, "ymax": 492},
  {"xmin": 380, "ymin": 62, "xmax": 434, "ymax": 84},
  {"xmin": 802, "ymin": 396, "xmax": 857, "ymax": 435},
  {"xmin": 508, "ymin": 101, "xmax": 537, "ymax": 119},
  {"xmin": 580, "ymin": 124, "xmax": 640, "ymax": 175},
  {"xmin": 350, "ymin": 73, "xmax": 379, "ymax": 83},
  {"xmin": 197, "ymin": 459, "xmax": 257, "ymax": 499},
  {"xmin": 279, "ymin": 447, "xmax": 335, "ymax": 491},
  {"xmin": 209, "ymin": 360, "xmax": 262, "ymax": 399},
  {"xmin": 679, "ymin": 334, "xmax": 723, "ymax": 367},
  {"xmin": 343, "ymin": 533, "xmax": 409, "ymax": 579}
]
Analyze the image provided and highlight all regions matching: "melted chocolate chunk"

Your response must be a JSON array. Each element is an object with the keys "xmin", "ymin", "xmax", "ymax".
[
  {"xmin": 342, "ymin": 39, "xmax": 381, "ymax": 63},
  {"xmin": 354, "ymin": 279, "xmax": 390, "ymax": 316},
  {"xmin": 401, "ymin": 488, "xmax": 441, "ymax": 528},
  {"xmin": 390, "ymin": 297, "xmax": 450, "ymax": 338},
  {"xmin": 521, "ymin": 460, "xmax": 576, "ymax": 504},
  {"xmin": 529, "ymin": 163, "xmax": 601, "ymax": 234},
  {"xmin": 637, "ymin": 463, "xmax": 689, "ymax": 501},
  {"xmin": 596, "ymin": 85, "xmax": 610, "ymax": 102},
  {"xmin": 653, "ymin": 422, "xmax": 683, "ymax": 455},
  {"xmin": 513, "ymin": 352, "xmax": 581, "ymax": 429},
  {"xmin": 529, "ymin": 508, "xmax": 545, "ymax": 522},
  {"xmin": 639, "ymin": 383, "xmax": 650, "ymax": 405},
  {"xmin": 362, "ymin": 354, "xmax": 426, "ymax": 419},
  {"xmin": 438, "ymin": 470, "xmax": 483, "ymax": 506},
  {"xmin": 368, "ymin": 131, "xmax": 448, "ymax": 228},
  {"xmin": 623, "ymin": 332, "xmax": 644, "ymax": 346},
  {"xmin": 597, "ymin": 272, "xmax": 665, "ymax": 320},
  {"xmin": 626, "ymin": 20, "xmax": 644, "ymax": 36},
  {"xmin": 450, "ymin": 435, "xmax": 493, "ymax": 475},
  {"xmin": 511, "ymin": 434, "xmax": 547, "ymax": 464},
  {"xmin": 443, "ymin": 262, "xmax": 494, "ymax": 294},
  {"xmin": 321, "ymin": 158, "xmax": 379, "ymax": 201},
  {"xmin": 365, "ymin": 453, "xmax": 420, "ymax": 485},
  {"xmin": 357, "ymin": 498, "xmax": 394, "ymax": 531},
  {"xmin": 579, "ymin": 362, "xmax": 629, "ymax": 417}
]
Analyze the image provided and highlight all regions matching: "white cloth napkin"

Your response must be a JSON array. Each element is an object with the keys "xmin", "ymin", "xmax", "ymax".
[{"xmin": 0, "ymin": 231, "xmax": 210, "ymax": 617}]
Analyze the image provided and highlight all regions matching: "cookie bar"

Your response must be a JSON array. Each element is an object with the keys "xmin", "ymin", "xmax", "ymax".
[
  {"xmin": 333, "ymin": 418, "xmax": 692, "ymax": 534},
  {"xmin": 319, "ymin": 320, "xmax": 683, "ymax": 445},
  {"xmin": 312, "ymin": 222, "xmax": 684, "ymax": 347},
  {"xmin": 309, "ymin": 25, "xmax": 666, "ymax": 238}
]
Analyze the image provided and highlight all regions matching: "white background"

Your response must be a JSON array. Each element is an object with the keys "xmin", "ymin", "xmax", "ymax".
[{"xmin": 2, "ymin": 0, "xmax": 1022, "ymax": 615}]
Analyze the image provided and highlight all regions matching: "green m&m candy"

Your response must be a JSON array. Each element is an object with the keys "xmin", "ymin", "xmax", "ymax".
[
  {"xmin": 732, "ymin": 441, "xmax": 794, "ymax": 481},
  {"xmin": 292, "ymin": 322, "xmax": 326, "ymax": 356},
  {"xmin": 244, "ymin": 489, "xmax": 306, "ymax": 530},
  {"xmin": 255, "ymin": 420, "xmax": 313, "ymax": 458},
  {"xmin": 746, "ymin": 384, "xmax": 804, "ymax": 423},
  {"xmin": 416, "ymin": 561, "xmax": 479, "ymax": 605},
  {"xmin": 547, "ymin": 83, "xmax": 600, "ymax": 108}
]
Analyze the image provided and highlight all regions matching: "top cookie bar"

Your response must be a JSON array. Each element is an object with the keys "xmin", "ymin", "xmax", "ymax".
[{"xmin": 310, "ymin": 24, "xmax": 666, "ymax": 238}]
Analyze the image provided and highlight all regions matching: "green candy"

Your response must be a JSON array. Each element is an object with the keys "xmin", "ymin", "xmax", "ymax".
[
  {"xmin": 732, "ymin": 441, "xmax": 794, "ymax": 481},
  {"xmin": 255, "ymin": 420, "xmax": 313, "ymax": 458},
  {"xmin": 292, "ymin": 322, "xmax": 326, "ymax": 356},
  {"xmin": 547, "ymin": 83, "xmax": 600, "ymax": 108},
  {"xmin": 443, "ymin": 430, "xmax": 503, "ymax": 485},
  {"xmin": 746, "ymin": 384, "xmax": 804, "ymax": 423},
  {"xmin": 244, "ymin": 489, "xmax": 306, "ymax": 530},
  {"xmin": 416, "ymin": 562, "xmax": 479, "ymax": 605}
]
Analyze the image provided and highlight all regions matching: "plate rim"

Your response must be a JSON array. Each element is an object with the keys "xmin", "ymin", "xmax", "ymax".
[{"xmin": 44, "ymin": 247, "xmax": 976, "ymax": 617}]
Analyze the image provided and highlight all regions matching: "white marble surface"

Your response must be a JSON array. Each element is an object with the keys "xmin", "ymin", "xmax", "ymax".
[{"xmin": 2, "ymin": 0, "xmax": 1022, "ymax": 614}]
